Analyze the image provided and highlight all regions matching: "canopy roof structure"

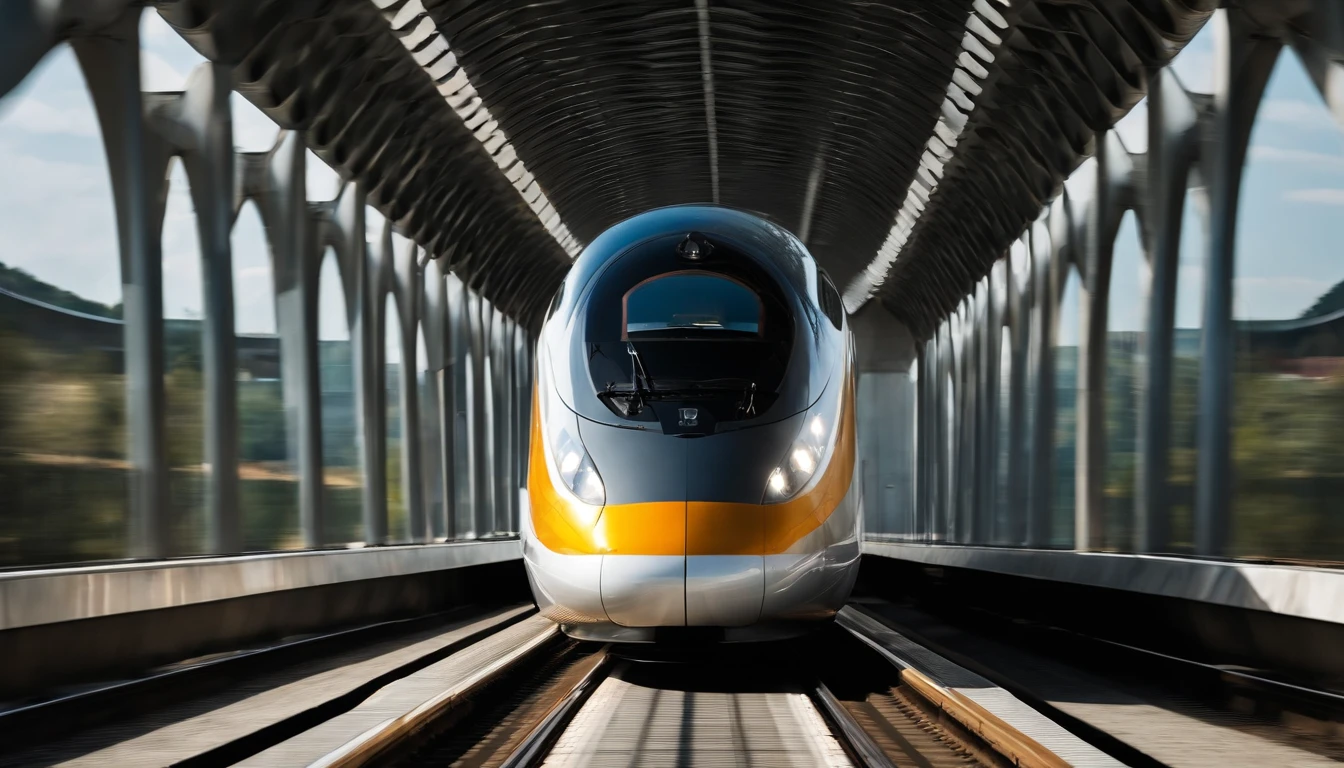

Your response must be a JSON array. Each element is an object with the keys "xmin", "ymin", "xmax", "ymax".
[{"xmin": 130, "ymin": 0, "xmax": 1213, "ymax": 332}]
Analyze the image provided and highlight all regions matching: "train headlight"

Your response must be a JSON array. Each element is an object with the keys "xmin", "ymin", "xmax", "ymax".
[
  {"xmin": 764, "ymin": 414, "xmax": 830, "ymax": 502},
  {"xmin": 551, "ymin": 424, "xmax": 606, "ymax": 506}
]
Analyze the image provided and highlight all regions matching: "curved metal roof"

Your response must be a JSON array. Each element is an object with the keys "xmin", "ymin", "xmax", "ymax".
[
  {"xmin": 155, "ymin": 0, "xmax": 574, "ymax": 323},
  {"xmin": 872, "ymin": 0, "xmax": 1215, "ymax": 338},
  {"xmin": 155, "ymin": 0, "xmax": 1214, "ymax": 332},
  {"xmin": 413, "ymin": 0, "xmax": 1213, "ymax": 336},
  {"xmin": 421, "ymin": 0, "xmax": 973, "ymax": 321}
]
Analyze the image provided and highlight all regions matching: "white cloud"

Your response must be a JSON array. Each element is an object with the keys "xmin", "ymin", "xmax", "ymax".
[
  {"xmin": 1284, "ymin": 188, "xmax": 1344, "ymax": 205},
  {"xmin": 1168, "ymin": 23, "xmax": 1215, "ymax": 94},
  {"xmin": 140, "ymin": 49, "xmax": 191, "ymax": 92},
  {"xmin": 160, "ymin": 160, "xmax": 205, "ymax": 318},
  {"xmin": 231, "ymin": 93, "xmax": 279, "ymax": 153},
  {"xmin": 1235, "ymin": 276, "xmax": 1333, "ymax": 320},
  {"xmin": 0, "ymin": 147, "xmax": 121, "ymax": 305},
  {"xmin": 1113, "ymin": 97, "xmax": 1148, "ymax": 154},
  {"xmin": 139, "ymin": 9, "xmax": 206, "ymax": 92},
  {"xmin": 1260, "ymin": 99, "xmax": 1338, "ymax": 130},
  {"xmin": 317, "ymin": 255, "xmax": 350, "ymax": 342},
  {"xmin": 0, "ymin": 93, "xmax": 99, "ymax": 138},
  {"xmin": 306, "ymin": 150, "xmax": 343, "ymax": 202},
  {"xmin": 1169, "ymin": 49, "xmax": 1214, "ymax": 94},
  {"xmin": 141, "ymin": 11, "xmax": 176, "ymax": 42},
  {"xmin": 1248, "ymin": 145, "xmax": 1344, "ymax": 172}
]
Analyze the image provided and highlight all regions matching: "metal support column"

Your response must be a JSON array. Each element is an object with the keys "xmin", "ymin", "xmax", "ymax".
[
  {"xmin": 515, "ymin": 327, "xmax": 531, "ymax": 529},
  {"xmin": 497, "ymin": 316, "xmax": 510, "ymax": 532},
  {"xmin": 1196, "ymin": 10, "xmax": 1279, "ymax": 557},
  {"xmin": 348, "ymin": 192, "xmax": 387, "ymax": 545},
  {"xmin": 397, "ymin": 250, "xmax": 425, "ymax": 543},
  {"xmin": 467, "ymin": 290, "xmax": 490, "ymax": 537},
  {"xmin": 934, "ymin": 325, "xmax": 950, "ymax": 542},
  {"xmin": 1027, "ymin": 199, "xmax": 1063, "ymax": 548},
  {"xmin": 486, "ymin": 302, "xmax": 502, "ymax": 535},
  {"xmin": 74, "ymin": 9, "xmax": 170, "ymax": 559},
  {"xmin": 976, "ymin": 285, "xmax": 995, "ymax": 544},
  {"xmin": 259, "ymin": 133, "xmax": 324, "ymax": 548},
  {"xmin": 1005, "ymin": 238, "xmax": 1030, "ymax": 546},
  {"xmin": 1138, "ymin": 69, "xmax": 1198, "ymax": 554},
  {"xmin": 180, "ymin": 64, "xmax": 241, "ymax": 555},
  {"xmin": 1077, "ymin": 132, "xmax": 1128, "ymax": 552},
  {"xmin": 424, "ymin": 259, "xmax": 452, "ymax": 540},
  {"xmin": 447, "ymin": 275, "xmax": 474, "ymax": 539},
  {"xmin": 914, "ymin": 341, "xmax": 929, "ymax": 541}
]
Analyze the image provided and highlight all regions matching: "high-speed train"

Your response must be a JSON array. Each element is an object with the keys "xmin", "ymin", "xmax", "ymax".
[{"xmin": 523, "ymin": 204, "xmax": 861, "ymax": 642}]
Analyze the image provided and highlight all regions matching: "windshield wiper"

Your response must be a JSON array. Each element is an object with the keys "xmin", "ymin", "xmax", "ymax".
[
  {"xmin": 627, "ymin": 341, "xmax": 654, "ymax": 393},
  {"xmin": 740, "ymin": 381, "xmax": 757, "ymax": 417},
  {"xmin": 600, "ymin": 342, "xmax": 654, "ymax": 417}
]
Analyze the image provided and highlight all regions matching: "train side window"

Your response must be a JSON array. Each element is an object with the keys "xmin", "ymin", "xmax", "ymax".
[{"xmin": 818, "ymin": 271, "xmax": 843, "ymax": 329}]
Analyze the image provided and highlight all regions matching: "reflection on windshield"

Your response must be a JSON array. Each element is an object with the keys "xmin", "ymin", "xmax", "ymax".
[{"xmin": 624, "ymin": 272, "xmax": 761, "ymax": 337}]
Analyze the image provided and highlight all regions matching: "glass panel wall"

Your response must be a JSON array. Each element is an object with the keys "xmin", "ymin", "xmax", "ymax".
[
  {"xmin": 0, "ymin": 45, "xmax": 128, "ymax": 566},
  {"xmin": 1171, "ymin": 176, "xmax": 1205, "ymax": 552},
  {"xmin": 907, "ymin": 357, "xmax": 919, "ymax": 539},
  {"xmin": 385, "ymin": 298, "xmax": 407, "ymax": 543},
  {"xmin": 995, "ymin": 324, "xmax": 1012, "ymax": 540},
  {"xmin": 943, "ymin": 370, "xmax": 955, "ymax": 541},
  {"xmin": 1104, "ymin": 211, "xmax": 1145, "ymax": 550},
  {"xmin": 1053, "ymin": 268, "xmax": 1082, "ymax": 548},
  {"xmin": 418, "ymin": 327, "xmax": 444, "ymax": 540},
  {"xmin": 0, "ymin": 9, "xmax": 533, "ymax": 566},
  {"xmin": 144, "ymin": 10, "xmax": 212, "ymax": 556},
  {"xmin": 233, "ymin": 202, "xmax": 297, "ymax": 551},
  {"xmin": 318, "ymin": 250, "xmax": 361, "ymax": 545},
  {"xmin": 1231, "ymin": 50, "xmax": 1344, "ymax": 562},
  {"xmin": 161, "ymin": 158, "xmax": 208, "ymax": 556}
]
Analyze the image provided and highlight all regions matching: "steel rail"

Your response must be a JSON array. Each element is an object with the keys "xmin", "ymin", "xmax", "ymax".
[
  {"xmin": 494, "ymin": 648, "xmax": 614, "ymax": 768},
  {"xmin": 811, "ymin": 680, "xmax": 901, "ymax": 768}
]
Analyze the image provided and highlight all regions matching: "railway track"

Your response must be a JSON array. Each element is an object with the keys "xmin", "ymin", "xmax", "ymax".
[
  {"xmin": 351, "ymin": 623, "xmax": 1009, "ymax": 768},
  {"xmin": 37, "ymin": 599, "xmax": 1329, "ymax": 766}
]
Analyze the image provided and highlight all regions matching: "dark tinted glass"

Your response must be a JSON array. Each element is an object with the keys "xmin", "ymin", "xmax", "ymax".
[
  {"xmin": 819, "ymin": 271, "xmax": 843, "ymax": 329},
  {"xmin": 625, "ymin": 273, "xmax": 761, "ymax": 337}
]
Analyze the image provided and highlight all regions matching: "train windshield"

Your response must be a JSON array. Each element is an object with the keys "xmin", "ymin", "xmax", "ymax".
[
  {"xmin": 624, "ymin": 273, "xmax": 762, "ymax": 338},
  {"xmin": 579, "ymin": 238, "xmax": 800, "ymax": 429}
]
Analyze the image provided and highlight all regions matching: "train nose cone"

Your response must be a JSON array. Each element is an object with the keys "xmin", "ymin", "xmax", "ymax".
[
  {"xmin": 686, "ymin": 555, "xmax": 764, "ymax": 626},
  {"xmin": 681, "ymin": 416, "xmax": 800, "ymax": 626},
  {"xmin": 601, "ymin": 555, "xmax": 686, "ymax": 626},
  {"xmin": 579, "ymin": 412, "xmax": 805, "ymax": 629}
]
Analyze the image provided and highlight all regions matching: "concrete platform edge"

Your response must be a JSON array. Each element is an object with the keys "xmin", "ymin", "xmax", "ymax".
[{"xmin": 862, "ymin": 538, "xmax": 1344, "ymax": 625}]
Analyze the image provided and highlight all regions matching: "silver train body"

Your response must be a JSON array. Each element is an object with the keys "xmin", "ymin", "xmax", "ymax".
[{"xmin": 523, "ymin": 205, "xmax": 862, "ymax": 642}]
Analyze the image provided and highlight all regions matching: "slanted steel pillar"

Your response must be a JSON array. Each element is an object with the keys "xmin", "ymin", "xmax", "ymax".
[
  {"xmin": 347, "ymin": 191, "xmax": 387, "ymax": 545},
  {"xmin": 75, "ymin": 9, "xmax": 170, "ymax": 559},
  {"xmin": 1137, "ymin": 69, "xmax": 1199, "ymax": 554},
  {"xmin": 1027, "ymin": 197, "xmax": 1064, "ymax": 548},
  {"xmin": 447, "ymin": 275, "xmax": 474, "ymax": 539},
  {"xmin": 514, "ymin": 326, "xmax": 531, "ymax": 530},
  {"xmin": 1196, "ymin": 10, "xmax": 1279, "ymax": 558},
  {"xmin": 423, "ymin": 259, "xmax": 451, "ymax": 540},
  {"xmin": 499, "ymin": 311, "xmax": 510, "ymax": 534},
  {"xmin": 253, "ymin": 133, "xmax": 324, "ymax": 548},
  {"xmin": 395, "ymin": 244, "xmax": 425, "ymax": 543},
  {"xmin": 467, "ymin": 291, "xmax": 490, "ymax": 537}
]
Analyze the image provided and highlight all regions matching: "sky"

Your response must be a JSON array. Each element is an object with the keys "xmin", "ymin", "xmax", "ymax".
[
  {"xmin": 1105, "ymin": 23, "xmax": 1344, "ymax": 332},
  {"xmin": 1, "ymin": 11, "xmax": 1341, "ymax": 357}
]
